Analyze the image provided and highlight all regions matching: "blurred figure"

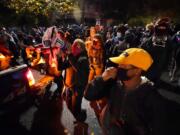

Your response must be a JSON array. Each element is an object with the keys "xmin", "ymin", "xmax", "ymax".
[
  {"xmin": 88, "ymin": 34, "xmax": 105, "ymax": 81},
  {"xmin": 61, "ymin": 39, "xmax": 89, "ymax": 122},
  {"xmin": 0, "ymin": 30, "xmax": 20, "ymax": 66},
  {"xmin": 142, "ymin": 23, "xmax": 154, "ymax": 43},
  {"xmin": 17, "ymin": 32, "xmax": 29, "ymax": 64},
  {"xmin": 169, "ymin": 31, "xmax": 180, "ymax": 82},
  {"xmin": 87, "ymin": 34, "xmax": 107, "ymax": 120},
  {"xmin": 140, "ymin": 18, "xmax": 173, "ymax": 82},
  {"xmin": 31, "ymin": 94, "xmax": 66, "ymax": 135},
  {"xmin": 105, "ymin": 24, "xmax": 128, "ymax": 59},
  {"xmin": 104, "ymin": 30, "xmax": 113, "ymax": 59},
  {"xmin": 0, "ymin": 32, "xmax": 13, "ymax": 70},
  {"xmin": 111, "ymin": 30, "xmax": 135, "ymax": 57},
  {"xmin": 113, "ymin": 24, "xmax": 127, "ymax": 44}
]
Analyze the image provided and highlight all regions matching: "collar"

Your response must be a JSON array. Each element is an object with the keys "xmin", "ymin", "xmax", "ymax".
[{"xmin": 139, "ymin": 76, "xmax": 154, "ymax": 87}]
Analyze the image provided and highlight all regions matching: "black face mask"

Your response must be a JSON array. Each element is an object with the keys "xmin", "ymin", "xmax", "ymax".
[
  {"xmin": 152, "ymin": 35, "xmax": 167, "ymax": 47},
  {"xmin": 117, "ymin": 67, "xmax": 131, "ymax": 81}
]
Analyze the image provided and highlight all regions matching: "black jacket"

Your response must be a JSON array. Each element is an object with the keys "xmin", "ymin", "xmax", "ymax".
[
  {"xmin": 140, "ymin": 37, "xmax": 173, "ymax": 81},
  {"xmin": 84, "ymin": 77, "xmax": 171, "ymax": 135},
  {"xmin": 59, "ymin": 52, "xmax": 89, "ymax": 92},
  {"xmin": 68, "ymin": 52, "xmax": 89, "ymax": 90}
]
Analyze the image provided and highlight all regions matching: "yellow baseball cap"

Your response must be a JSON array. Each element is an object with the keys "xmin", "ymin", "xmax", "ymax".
[{"xmin": 109, "ymin": 48, "xmax": 153, "ymax": 71}]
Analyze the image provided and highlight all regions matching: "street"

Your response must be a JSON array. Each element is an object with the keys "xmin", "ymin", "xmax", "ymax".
[
  {"xmin": 0, "ymin": 67, "xmax": 101, "ymax": 135},
  {"xmin": 19, "ymin": 70, "xmax": 180, "ymax": 135},
  {"xmin": 18, "ymin": 97, "xmax": 102, "ymax": 135},
  {"xmin": 0, "ymin": 70, "xmax": 180, "ymax": 135}
]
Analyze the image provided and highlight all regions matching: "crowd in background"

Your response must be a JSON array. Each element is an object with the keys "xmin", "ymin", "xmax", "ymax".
[{"xmin": 0, "ymin": 17, "xmax": 180, "ymax": 135}]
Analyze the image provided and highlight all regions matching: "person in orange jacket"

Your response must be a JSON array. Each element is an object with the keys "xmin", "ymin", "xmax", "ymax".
[
  {"xmin": 88, "ymin": 34, "xmax": 104, "ymax": 81},
  {"xmin": 0, "ymin": 33, "xmax": 13, "ymax": 70},
  {"xmin": 86, "ymin": 33, "xmax": 107, "ymax": 120}
]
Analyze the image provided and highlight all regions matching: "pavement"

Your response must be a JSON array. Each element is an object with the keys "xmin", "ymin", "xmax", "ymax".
[
  {"xmin": 61, "ymin": 98, "xmax": 102, "ymax": 135},
  {"xmin": 19, "ymin": 97, "xmax": 102, "ymax": 135},
  {"xmin": 0, "ymin": 66, "xmax": 102, "ymax": 135},
  {"xmin": 17, "ymin": 69, "xmax": 180, "ymax": 135},
  {"xmin": 30, "ymin": 68, "xmax": 102, "ymax": 134},
  {"xmin": 1, "ymin": 68, "xmax": 180, "ymax": 135}
]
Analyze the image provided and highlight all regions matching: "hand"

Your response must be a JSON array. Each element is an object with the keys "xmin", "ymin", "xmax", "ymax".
[{"xmin": 102, "ymin": 67, "xmax": 118, "ymax": 81}]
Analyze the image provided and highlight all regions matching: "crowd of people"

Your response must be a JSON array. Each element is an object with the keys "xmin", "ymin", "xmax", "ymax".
[{"xmin": 0, "ymin": 17, "xmax": 180, "ymax": 135}]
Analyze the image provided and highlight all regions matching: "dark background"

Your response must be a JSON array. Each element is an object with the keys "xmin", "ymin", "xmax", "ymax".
[{"xmin": 0, "ymin": 0, "xmax": 180, "ymax": 26}]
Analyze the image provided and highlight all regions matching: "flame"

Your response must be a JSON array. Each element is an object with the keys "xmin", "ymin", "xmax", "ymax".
[
  {"xmin": 51, "ymin": 58, "xmax": 57, "ymax": 67},
  {"xmin": 73, "ymin": 5, "xmax": 82, "ymax": 23},
  {"xmin": 28, "ymin": 54, "xmax": 33, "ymax": 58},
  {"xmin": 26, "ymin": 69, "xmax": 35, "ymax": 86},
  {"xmin": 0, "ymin": 53, "xmax": 5, "ymax": 59},
  {"xmin": 37, "ymin": 57, "xmax": 45, "ymax": 64}
]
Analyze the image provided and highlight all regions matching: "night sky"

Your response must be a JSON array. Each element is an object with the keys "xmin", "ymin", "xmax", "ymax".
[{"xmin": 99, "ymin": 0, "xmax": 180, "ymax": 17}]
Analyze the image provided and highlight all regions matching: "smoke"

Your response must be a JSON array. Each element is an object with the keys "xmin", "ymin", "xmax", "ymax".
[{"xmin": 73, "ymin": 5, "xmax": 82, "ymax": 23}]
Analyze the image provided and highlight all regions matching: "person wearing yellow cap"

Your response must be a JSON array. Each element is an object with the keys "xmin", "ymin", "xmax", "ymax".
[{"xmin": 84, "ymin": 48, "xmax": 169, "ymax": 135}]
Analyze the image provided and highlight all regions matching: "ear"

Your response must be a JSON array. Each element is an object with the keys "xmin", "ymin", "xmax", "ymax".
[{"xmin": 135, "ymin": 68, "xmax": 142, "ymax": 76}]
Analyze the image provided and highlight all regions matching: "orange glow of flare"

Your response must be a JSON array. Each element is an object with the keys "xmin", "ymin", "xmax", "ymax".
[
  {"xmin": 26, "ymin": 69, "xmax": 35, "ymax": 86},
  {"xmin": 26, "ymin": 47, "xmax": 34, "ymax": 58},
  {"xmin": 37, "ymin": 57, "xmax": 45, "ymax": 64},
  {"xmin": 0, "ymin": 53, "xmax": 5, "ymax": 59},
  {"xmin": 0, "ymin": 53, "xmax": 12, "ymax": 70},
  {"xmin": 51, "ymin": 58, "xmax": 57, "ymax": 67},
  {"xmin": 90, "ymin": 27, "xmax": 96, "ymax": 39}
]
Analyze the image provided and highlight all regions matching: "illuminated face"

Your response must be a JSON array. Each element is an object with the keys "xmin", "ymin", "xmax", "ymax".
[
  {"xmin": 92, "ymin": 38, "xmax": 101, "ymax": 49},
  {"xmin": 90, "ymin": 27, "xmax": 96, "ymax": 38},
  {"xmin": 106, "ymin": 32, "xmax": 111, "ymax": 39},
  {"xmin": 72, "ymin": 42, "xmax": 82, "ymax": 56}
]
